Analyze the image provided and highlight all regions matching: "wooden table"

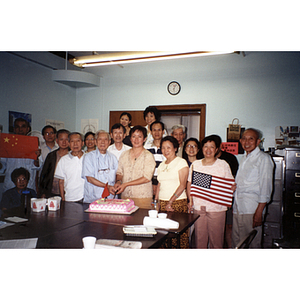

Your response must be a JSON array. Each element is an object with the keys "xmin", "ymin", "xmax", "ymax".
[{"xmin": 0, "ymin": 202, "xmax": 199, "ymax": 249}]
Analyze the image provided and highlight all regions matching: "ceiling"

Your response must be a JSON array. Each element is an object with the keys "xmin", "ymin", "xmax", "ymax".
[{"xmin": 50, "ymin": 51, "xmax": 120, "ymax": 61}]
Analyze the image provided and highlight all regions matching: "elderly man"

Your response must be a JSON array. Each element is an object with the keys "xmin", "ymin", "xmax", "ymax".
[
  {"xmin": 171, "ymin": 124, "xmax": 186, "ymax": 157},
  {"xmin": 232, "ymin": 128, "xmax": 274, "ymax": 248},
  {"xmin": 82, "ymin": 130, "xmax": 118, "ymax": 203},
  {"xmin": 0, "ymin": 118, "xmax": 41, "ymax": 193},
  {"xmin": 54, "ymin": 132, "xmax": 85, "ymax": 202}
]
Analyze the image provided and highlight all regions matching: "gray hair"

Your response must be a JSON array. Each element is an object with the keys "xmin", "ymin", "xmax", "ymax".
[
  {"xmin": 68, "ymin": 132, "xmax": 83, "ymax": 141},
  {"xmin": 171, "ymin": 124, "xmax": 186, "ymax": 134},
  {"xmin": 95, "ymin": 130, "xmax": 111, "ymax": 140},
  {"xmin": 243, "ymin": 128, "xmax": 263, "ymax": 140}
]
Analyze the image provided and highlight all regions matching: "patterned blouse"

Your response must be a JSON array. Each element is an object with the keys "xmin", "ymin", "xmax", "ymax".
[{"xmin": 117, "ymin": 149, "xmax": 155, "ymax": 199}]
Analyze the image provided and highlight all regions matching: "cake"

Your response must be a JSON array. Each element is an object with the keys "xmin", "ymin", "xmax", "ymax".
[{"xmin": 88, "ymin": 198, "xmax": 135, "ymax": 213}]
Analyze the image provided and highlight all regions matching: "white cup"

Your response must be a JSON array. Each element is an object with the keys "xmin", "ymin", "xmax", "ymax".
[
  {"xmin": 158, "ymin": 213, "xmax": 167, "ymax": 219},
  {"xmin": 82, "ymin": 236, "xmax": 96, "ymax": 249},
  {"xmin": 48, "ymin": 196, "xmax": 61, "ymax": 211},
  {"xmin": 148, "ymin": 210, "xmax": 158, "ymax": 218},
  {"xmin": 31, "ymin": 198, "xmax": 47, "ymax": 212}
]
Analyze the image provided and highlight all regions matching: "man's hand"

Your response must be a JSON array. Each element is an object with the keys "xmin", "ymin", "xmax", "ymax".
[{"xmin": 253, "ymin": 202, "xmax": 267, "ymax": 228}]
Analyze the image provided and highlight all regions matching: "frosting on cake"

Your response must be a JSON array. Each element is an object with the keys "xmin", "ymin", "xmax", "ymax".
[{"xmin": 89, "ymin": 198, "xmax": 135, "ymax": 213}]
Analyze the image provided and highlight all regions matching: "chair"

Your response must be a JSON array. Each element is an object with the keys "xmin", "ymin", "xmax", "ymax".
[{"xmin": 235, "ymin": 229, "xmax": 257, "ymax": 249}]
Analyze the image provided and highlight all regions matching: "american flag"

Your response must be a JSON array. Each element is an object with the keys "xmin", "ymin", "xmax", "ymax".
[{"xmin": 190, "ymin": 171, "xmax": 235, "ymax": 207}]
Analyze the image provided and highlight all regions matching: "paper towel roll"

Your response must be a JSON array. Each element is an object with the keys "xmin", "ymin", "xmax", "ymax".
[{"xmin": 143, "ymin": 216, "xmax": 179, "ymax": 229}]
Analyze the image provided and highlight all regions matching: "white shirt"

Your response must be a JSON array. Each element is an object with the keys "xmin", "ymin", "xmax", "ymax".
[
  {"xmin": 54, "ymin": 151, "xmax": 85, "ymax": 202},
  {"xmin": 40, "ymin": 142, "xmax": 59, "ymax": 162},
  {"xmin": 233, "ymin": 147, "xmax": 274, "ymax": 214},
  {"xmin": 144, "ymin": 143, "xmax": 166, "ymax": 177},
  {"xmin": 107, "ymin": 143, "xmax": 131, "ymax": 161}
]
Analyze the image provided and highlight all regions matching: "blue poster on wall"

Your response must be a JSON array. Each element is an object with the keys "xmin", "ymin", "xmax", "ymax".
[{"xmin": 8, "ymin": 111, "xmax": 32, "ymax": 134}]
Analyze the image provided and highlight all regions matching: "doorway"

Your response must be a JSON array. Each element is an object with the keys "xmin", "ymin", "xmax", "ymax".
[{"xmin": 109, "ymin": 104, "xmax": 206, "ymax": 141}]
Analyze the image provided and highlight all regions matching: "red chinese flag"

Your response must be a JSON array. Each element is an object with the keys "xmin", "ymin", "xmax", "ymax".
[
  {"xmin": 101, "ymin": 182, "xmax": 110, "ymax": 198},
  {"xmin": 0, "ymin": 133, "xmax": 39, "ymax": 160}
]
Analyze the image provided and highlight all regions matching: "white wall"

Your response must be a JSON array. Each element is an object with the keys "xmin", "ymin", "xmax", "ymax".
[
  {"xmin": 76, "ymin": 51, "xmax": 300, "ymax": 150},
  {"xmin": 0, "ymin": 52, "xmax": 77, "ymax": 133},
  {"xmin": 1, "ymin": 51, "xmax": 300, "ymax": 152}
]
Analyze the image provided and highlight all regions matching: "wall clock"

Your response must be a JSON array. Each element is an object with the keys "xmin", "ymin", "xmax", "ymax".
[{"xmin": 167, "ymin": 81, "xmax": 181, "ymax": 95}]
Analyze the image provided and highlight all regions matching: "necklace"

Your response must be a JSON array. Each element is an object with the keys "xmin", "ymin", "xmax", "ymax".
[{"xmin": 131, "ymin": 149, "xmax": 143, "ymax": 161}]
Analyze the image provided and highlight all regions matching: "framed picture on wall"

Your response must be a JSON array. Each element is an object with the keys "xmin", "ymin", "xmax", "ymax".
[{"xmin": 9, "ymin": 111, "xmax": 32, "ymax": 134}]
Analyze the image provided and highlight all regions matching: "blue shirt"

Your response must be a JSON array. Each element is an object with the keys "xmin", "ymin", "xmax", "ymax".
[
  {"xmin": 233, "ymin": 147, "xmax": 274, "ymax": 214},
  {"xmin": 0, "ymin": 187, "xmax": 37, "ymax": 210},
  {"xmin": 0, "ymin": 158, "xmax": 41, "ymax": 192},
  {"xmin": 81, "ymin": 149, "xmax": 118, "ymax": 203}
]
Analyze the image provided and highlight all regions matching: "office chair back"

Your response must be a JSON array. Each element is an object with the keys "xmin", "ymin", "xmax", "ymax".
[{"xmin": 235, "ymin": 229, "xmax": 258, "ymax": 249}]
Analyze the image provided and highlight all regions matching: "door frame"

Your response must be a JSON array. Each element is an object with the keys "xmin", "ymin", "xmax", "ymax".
[{"xmin": 152, "ymin": 104, "xmax": 206, "ymax": 142}]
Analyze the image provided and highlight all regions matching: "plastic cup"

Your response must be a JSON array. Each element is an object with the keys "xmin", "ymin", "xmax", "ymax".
[
  {"xmin": 82, "ymin": 236, "xmax": 96, "ymax": 249},
  {"xmin": 158, "ymin": 213, "xmax": 167, "ymax": 219},
  {"xmin": 148, "ymin": 210, "xmax": 158, "ymax": 218}
]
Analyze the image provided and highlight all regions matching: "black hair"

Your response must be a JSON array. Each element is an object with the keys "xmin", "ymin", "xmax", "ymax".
[
  {"xmin": 182, "ymin": 137, "xmax": 203, "ymax": 161},
  {"xmin": 42, "ymin": 125, "xmax": 57, "ymax": 136},
  {"xmin": 201, "ymin": 134, "xmax": 221, "ymax": 156},
  {"xmin": 84, "ymin": 131, "xmax": 95, "ymax": 141},
  {"xmin": 111, "ymin": 123, "xmax": 126, "ymax": 134},
  {"xmin": 11, "ymin": 167, "xmax": 30, "ymax": 184},
  {"xmin": 129, "ymin": 125, "xmax": 147, "ymax": 139},
  {"xmin": 160, "ymin": 136, "xmax": 179, "ymax": 154},
  {"xmin": 150, "ymin": 121, "xmax": 165, "ymax": 131},
  {"xmin": 120, "ymin": 112, "xmax": 132, "ymax": 122},
  {"xmin": 143, "ymin": 106, "xmax": 161, "ymax": 121},
  {"xmin": 14, "ymin": 118, "xmax": 31, "ymax": 132},
  {"xmin": 56, "ymin": 129, "xmax": 71, "ymax": 138},
  {"xmin": 13, "ymin": 118, "xmax": 30, "ymax": 128}
]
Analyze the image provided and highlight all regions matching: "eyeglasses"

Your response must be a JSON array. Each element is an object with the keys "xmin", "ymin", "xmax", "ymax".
[
  {"xmin": 45, "ymin": 132, "xmax": 55, "ymax": 136},
  {"xmin": 85, "ymin": 138, "xmax": 95, "ymax": 141},
  {"xmin": 17, "ymin": 177, "xmax": 28, "ymax": 182},
  {"xmin": 98, "ymin": 168, "xmax": 110, "ymax": 174},
  {"xmin": 186, "ymin": 144, "xmax": 198, "ymax": 149}
]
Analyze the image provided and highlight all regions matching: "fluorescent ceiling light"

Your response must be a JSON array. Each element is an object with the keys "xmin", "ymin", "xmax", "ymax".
[{"xmin": 70, "ymin": 51, "xmax": 235, "ymax": 67}]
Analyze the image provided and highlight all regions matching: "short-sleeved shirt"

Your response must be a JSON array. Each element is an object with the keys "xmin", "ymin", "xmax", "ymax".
[
  {"xmin": 145, "ymin": 143, "xmax": 166, "ymax": 177},
  {"xmin": 107, "ymin": 143, "xmax": 131, "ymax": 161},
  {"xmin": 54, "ymin": 152, "xmax": 85, "ymax": 202},
  {"xmin": 188, "ymin": 158, "xmax": 234, "ymax": 212},
  {"xmin": 82, "ymin": 149, "xmax": 119, "ymax": 203},
  {"xmin": 157, "ymin": 156, "xmax": 188, "ymax": 200},
  {"xmin": 117, "ymin": 149, "xmax": 155, "ymax": 199}
]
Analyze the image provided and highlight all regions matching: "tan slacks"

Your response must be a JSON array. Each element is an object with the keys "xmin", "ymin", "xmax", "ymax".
[
  {"xmin": 194, "ymin": 207, "xmax": 226, "ymax": 249},
  {"xmin": 232, "ymin": 211, "xmax": 263, "ymax": 249}
]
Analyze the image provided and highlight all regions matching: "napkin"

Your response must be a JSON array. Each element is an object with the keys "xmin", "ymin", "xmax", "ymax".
[
  {"xmin": 0, "ymin": 238, "xmax": 38, "ymax": 249},
  {"xmin": 5, "ymin": 216, "xmax": 28, "ymax": 223},
  {"xmin": 0, "ymin": 221, "xmax": 15, "ymax": 230},
  {"xmin": 143, "ymin": 216, "xmax": 179, "ymax": 229}
]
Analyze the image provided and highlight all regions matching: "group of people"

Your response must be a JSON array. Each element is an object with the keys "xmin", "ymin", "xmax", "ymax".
[{"xmin": 0, "ymin": 106, "xmax": 274, "ymax": 249}]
